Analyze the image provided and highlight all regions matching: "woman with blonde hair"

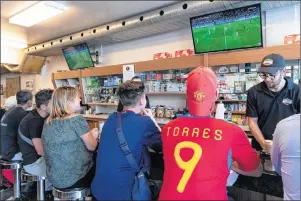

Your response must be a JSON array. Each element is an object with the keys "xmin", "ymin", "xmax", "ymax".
[{"xmin": 42, "ymin": 86, "xmax": 98, "ymax": 190}]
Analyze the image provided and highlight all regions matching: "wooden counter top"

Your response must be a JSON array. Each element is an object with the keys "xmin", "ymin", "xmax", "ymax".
[{"xmin": 82, "ymin": 114, "xmax": 250, "ymax": 132}]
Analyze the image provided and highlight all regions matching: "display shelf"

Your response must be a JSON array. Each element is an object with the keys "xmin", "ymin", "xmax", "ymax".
[
  {"xmin": 146, "ymin": 92, "xmax": 186, "ymax": 95},
  {"xmin": 215, "ymin": 72, "xmax": 258, "ymax": 75},
  {"xmin": 212, "ymin": 110, "xmax": 246, "ymax": 115},
  {"xmin": 216, "ymin": 99, "xmax": 247, "ymax": 102},
  {"xmin": 53, "ymin": 70, "xmax": 80, "ymax": 80},
  {"xmin": 228, "ymin": 111, "xmax": 246, "ymax": 115},
  {"xmin": 53, "ymin": 44, "xmax": 299, "ymax": 80},
  {"xmin": 51, "ymin": 44, "xmax": 299, "ymax": 120},
  {"xmin": 87, "ymin": 102, "xmax": 118, "ymax": 106},
  {"xmin": 52, "ymin": 70, "xmax": 81, "ymax": 89},
  {"xmin": 208, "ymin": 43, "xmax": 300, "ymax": 66}
]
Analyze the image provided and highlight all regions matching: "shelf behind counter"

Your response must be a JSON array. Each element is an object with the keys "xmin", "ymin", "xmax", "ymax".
[{"xmin": 82, "ymin": 114, "xmax": 250, "ymax": 134}]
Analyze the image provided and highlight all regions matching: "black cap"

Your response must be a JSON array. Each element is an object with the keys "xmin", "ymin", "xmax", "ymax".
[{"xmin": 259, "ymin": 54, "xmax": 286, "ymax": 74}]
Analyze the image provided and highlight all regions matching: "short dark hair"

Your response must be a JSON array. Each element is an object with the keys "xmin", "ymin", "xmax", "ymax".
[
  {"xmin": 16, "ymin": 90, "xmax": 33, "ymax": 105},
  {"xmin": 117, "ymin": 81, "xmax": 145, "ymax": 107},
  {"xmin": 131, "ymin": 76, "xmax": 142, "ymax": 81},
  {"xmin": 35, "ymin": 89, "xmax": 54, "ymax": 108}
]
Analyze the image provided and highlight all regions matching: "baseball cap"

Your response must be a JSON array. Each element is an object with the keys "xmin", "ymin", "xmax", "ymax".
[
  {"xmin": 259, "ymin": 54, "xmax": 286, "ymax": 74},
  {"xmin": 186, "ymin": 67, "xmax": 218, "ymax": 116}
]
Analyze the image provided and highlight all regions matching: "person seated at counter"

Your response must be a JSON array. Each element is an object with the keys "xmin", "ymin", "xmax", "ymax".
[
  {"xmin": 18, "ymin": 89, "xmax": 54, "ymax": 192},
  {"xmin": 1, "ymin": 90, "xmax": 33, "ymax": 161},
  {"xmin": 159, "ymin": 67, "xmax": 262, "ymax": 200},
  {"xmin": 92, "ymin": 80, "xmax": 162, "ymax": 200},
  {"xmin": 271, "ymin": 113, "xmax": 300, "ymax": 200},
  {"xmin": 117, "ymin": 76, "xmax": 150, "ymax": 112},
  {"xmin": 42, "ymin": 86, "xmax": 99, "ymax": 190},
  {"xmin": 0, "ymin": 96, "xmax": 17, "ymax": 146}
]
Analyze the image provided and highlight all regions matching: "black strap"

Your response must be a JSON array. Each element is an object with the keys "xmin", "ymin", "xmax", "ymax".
[{"xmin": 116, "ymin": 112, "xmax": 140, "ymax": 172}]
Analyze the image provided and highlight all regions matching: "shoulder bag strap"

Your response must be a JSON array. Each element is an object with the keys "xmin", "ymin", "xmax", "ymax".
[
  {"xmin": 116, "ymin": 112, "xmax": 140, "ymax": 172},
  {"xmin": 18, "ymin": 127, "xmax": 34, "ymax": 146}
]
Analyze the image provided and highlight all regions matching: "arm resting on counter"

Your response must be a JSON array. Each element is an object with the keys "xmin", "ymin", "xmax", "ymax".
[
  {"xmin": 81, "ymin": 131, "xmax": 98, "ymax": 151},
  {"xmin": 232, "ymin": 161, "xmax": 263, "ymax": 177},
  {"xmin": 231, "ymin": 126, "xmax": 262, "ymax": 176},
  {"xmin": 247, "ymin": 117, "xmax": 266, "ymax": 150}
]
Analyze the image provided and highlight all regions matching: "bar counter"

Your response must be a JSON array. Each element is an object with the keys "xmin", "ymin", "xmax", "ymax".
[
  {"xmin": 85, "ymin": 114, "xmax": 283, "ymax": 199},
  {"xmin": 82, "ymin": 114, "xmax": 250, "ymax": 132}
]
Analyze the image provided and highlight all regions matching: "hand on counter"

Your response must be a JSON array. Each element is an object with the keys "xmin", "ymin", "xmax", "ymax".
[{"xmin": 231, "ymin": 161, "xmax": 263, "ymax": 177}]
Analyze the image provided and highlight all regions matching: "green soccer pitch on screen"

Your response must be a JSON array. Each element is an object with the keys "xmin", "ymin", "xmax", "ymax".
[
  {"xmin": 62, "ymin": 43, "xmax": 94, "ymax": 70},
  {"xmin": 190, "ymin": 3, "xmax": 263, "ymax": 54}
]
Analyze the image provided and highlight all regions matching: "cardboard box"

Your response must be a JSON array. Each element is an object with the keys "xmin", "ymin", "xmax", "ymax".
[
  {"xmin": 153, "ymin": 52, "xmax": 172, "ymax": 60},
  {"xmin": 174, "ymin": 49, "xmax": 194, "ymax": 57},
  {"xmin": 284, "ymin": 34, "xmax": 300, "ymax": 44}
]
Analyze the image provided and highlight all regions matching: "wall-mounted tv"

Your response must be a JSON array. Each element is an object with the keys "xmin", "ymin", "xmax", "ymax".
[
  {"xmin": 190, "ymin": 3, "xmax": 263, "ymax": 54},
  {"xmin": 62, "ymin": 43, "xmax": 94, "ymax": 70}
]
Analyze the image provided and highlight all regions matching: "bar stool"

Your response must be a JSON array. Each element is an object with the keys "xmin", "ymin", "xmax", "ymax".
[
  {"xmin": 21, "ymin": 170, "xmax": 46, "ymax": 200},
  {"xmin": 0, "ymin": 159, "xmax": 22, "ymax": 200},
  {"xmin": 52, "ymin": 187, "xmax": 87, "ymax": 201}
]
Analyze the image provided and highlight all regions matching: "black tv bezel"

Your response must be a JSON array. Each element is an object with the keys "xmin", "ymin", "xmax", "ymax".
[
  {"xmin": 189, "ymin": 3, "xmax": 263, "ymax": 54},
  {"xmin": 62, "ymin": 43, "xmax": 95, "ymax": 70}
]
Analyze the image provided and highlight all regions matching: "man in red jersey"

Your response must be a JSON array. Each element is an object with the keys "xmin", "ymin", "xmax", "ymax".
[{"xmin": 159, "ymin": 67, "xmax": 262, "ymax": 200}]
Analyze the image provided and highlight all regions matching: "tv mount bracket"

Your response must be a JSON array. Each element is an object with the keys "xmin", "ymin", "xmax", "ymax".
[{"xmin": 90, "ymin": 51, "xmax": 99, "ymax": 64}]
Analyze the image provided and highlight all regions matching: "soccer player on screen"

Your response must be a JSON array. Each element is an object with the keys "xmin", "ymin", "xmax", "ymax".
[{"xmin": 159, "ymin": 67, "xmax": 262, "ymax": 200}]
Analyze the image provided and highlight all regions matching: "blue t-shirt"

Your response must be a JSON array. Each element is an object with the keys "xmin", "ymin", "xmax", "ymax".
[{"xmin": 91, "ymin": 111, "xmax": 162, "ymax": 200}]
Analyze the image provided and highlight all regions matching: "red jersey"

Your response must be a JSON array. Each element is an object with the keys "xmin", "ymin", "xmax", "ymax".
[{"xmin": 159, "ymin": 116, "xmax": 260, "ymax": 200}]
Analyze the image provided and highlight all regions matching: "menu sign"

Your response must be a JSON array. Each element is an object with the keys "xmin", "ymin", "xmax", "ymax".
[{"xmin": 123, "ymin": 64, "xmax": 135, "ymax": 81}]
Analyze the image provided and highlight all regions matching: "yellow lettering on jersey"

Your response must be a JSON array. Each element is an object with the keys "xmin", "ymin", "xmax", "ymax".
[
  {"xmin": 214, "ymin": 129, "xmax": 223, "ymax": 140},
  {"xmin": 173, "ymin": 127, "xmax": 180, "ymax": 136},
  {"xmin": 174, "ymin": 141, "xmax": 202, "ymax": 193},
  {"xmin": 182, "ymin": 127, "xmax": 189, "ymax": 137},
  {"xmin": 192, "ymin": 128, "xmax": 199, "ymax": 137},
  {"xmin": 202, "ymin": 128, "xmax": 210, "ymax": 139},
  {"xmin": 166, "ymin": 127, "xmax": 171, "ymax": 136}
]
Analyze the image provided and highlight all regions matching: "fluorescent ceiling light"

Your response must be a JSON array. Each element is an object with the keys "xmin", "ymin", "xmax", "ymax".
[{"xmin": 9, "ymin": 1, "xmax": 67, "ymax": 27}]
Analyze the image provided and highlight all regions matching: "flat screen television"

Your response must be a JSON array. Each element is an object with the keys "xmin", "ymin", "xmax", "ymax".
[
  {"xmin": 62, "ymin": 43, "xmax": 94, "ymax": 70},
  {"xmin": 190, "ymin": 3, "xmax": 263, "ymax": 54}
]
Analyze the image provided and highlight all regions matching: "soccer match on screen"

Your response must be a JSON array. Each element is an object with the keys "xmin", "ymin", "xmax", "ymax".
[{"xmin": 191, "ymin": 5, "xmax": 262, "ymax": 53}]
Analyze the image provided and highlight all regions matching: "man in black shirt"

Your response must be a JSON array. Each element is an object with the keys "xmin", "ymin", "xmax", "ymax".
[
  {"xmin": 117, "ymin": 76, "xmax": 150, "ymax": 112},
  {"xmin": 1, "ymin": 90, "xmax": 33, "ymax": 161},
  {"xmin": 18, "ymin": 89, "xmax": 53, "ymax": 191},
  {"xmin": 247, "ymin": 54, "xmax": 300, "ymax": 151}
]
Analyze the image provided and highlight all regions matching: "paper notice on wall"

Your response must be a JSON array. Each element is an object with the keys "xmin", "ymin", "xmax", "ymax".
[{"xmin": 123, "ymin": 64, "xmax": 135, "ymax": 81}]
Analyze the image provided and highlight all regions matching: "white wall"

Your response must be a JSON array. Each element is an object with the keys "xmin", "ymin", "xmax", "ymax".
[
  {"xmin": 99, "ymin": 28, "xmax": 194, "ymax": 66},
  {"xmin": 265, "ymin": 5, "xmax": 300, "ymax": 46},
  {"xmin": 1, "ymin": 18, "xmax": 28, "ymax": 64},
  {"xmin": 40, "ymin": 56, "xmax": 69, "ymax": 89},
  {"xmin": 0, "ymin": 46, "xmax": 24, "ymax": 65}
]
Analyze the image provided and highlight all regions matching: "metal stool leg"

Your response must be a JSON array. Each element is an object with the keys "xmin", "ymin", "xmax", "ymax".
[
  {"xmin": 0, "ymin": 169, "xmax": 2, "ymax": 187},
  {"xmin": 37, "ymin": 180, "xmax": 45, "ymax": 201},
  {"xmin": 13, "ymin": 168, "xmax": 21, "ymax": 198}
]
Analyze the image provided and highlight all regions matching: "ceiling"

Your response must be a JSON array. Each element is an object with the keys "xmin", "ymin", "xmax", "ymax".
[{"xmin": 1, "ymin": 1, "xmax": 177, "ymax": 45}]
